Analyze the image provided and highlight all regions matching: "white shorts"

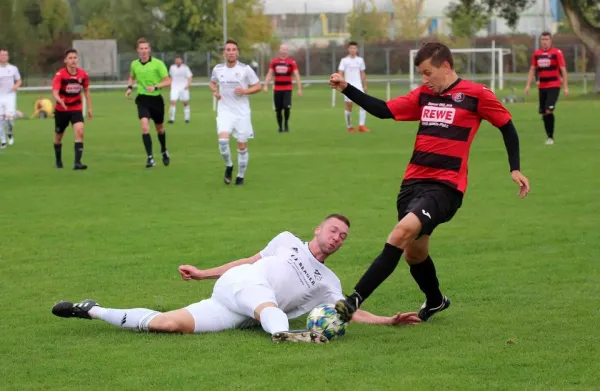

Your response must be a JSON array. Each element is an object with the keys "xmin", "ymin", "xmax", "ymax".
[
  {"xmin": 170, "ymin": 88, "xmax": 190, "ymax": 102},
  {"xmin": 0, "ymin": 94, "xmax": 17, "ymax": 118},
  {"xmin": 184, "ymin": 264, "xmax": 277, "ymax": 333},
  {"xmin": 216, "ymin": 113, "xmax": 254, "ymax": 142},
  {"xmin": 344, "ymin": 85, "xmax": 363, "ymax": 103}
]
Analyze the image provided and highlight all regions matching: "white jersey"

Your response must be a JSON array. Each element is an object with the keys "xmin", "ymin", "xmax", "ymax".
[
  {"xmin": 169, "ymin": 64, "xmax": 192, "ymax": 90},
  {"xmin": 338, "ymin": 56, "xmax": 365, "ymax": 89},
  {"xmin": 250, "ymin": 231, "xmax": 344, "ymax": 319},
  {"xmin": 210, "ymin": 61, "xmax": 259, "ymax": 117},
  {"xmin": 0, "ymin": 64, "xmax": 21, "ymax": 95}
]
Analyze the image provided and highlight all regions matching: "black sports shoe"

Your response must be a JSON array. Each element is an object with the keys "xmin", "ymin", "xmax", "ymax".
[
  {"xmin": 162, "ymin": 151, "xmax": 170, "ymax": 166},
  {"xmin": 284, "ymin": 125, "xmax": 289, "ymax": 133},
  {"xmin": 278, "ymin": 128, "xmax": 283, "ymax": 133},
  {"xmin": 56, "ymin": 161, "xmax": 64, "ymax": 169},
  {"xmin": 224, "ymin": 165, "xmax": 234, "ymax": 184},
  {"xmin": 146, "ymin": 157, "xmax": 156, "ymax": 168},
  {"xmin": 73, "ymin": 163, "xmax": 88, "ymax": 170},
  {"xmin": 418, "ymin": 296, "xmax": 451, "ymax": 321},
  {"xmin": 335, "ymin": 294, "xmax": 360, "ymax": 322},
  {"xmin": 185, "ymin": 120, "xmax": 189, "ymax": 124},
  {"xmin": 168, "ymin": 120, "xmax": 174, "ymax": 124},
  {"xmin": 271, "ymin": 330, "xmax": 329, "ymax": 344},
  {"xmin": 235, "ymin": 177, "xmax": 244, "ymax": 186},
  {"xmin": 52, "ymin": 299, "xmax": 98, "ymax": 320}
]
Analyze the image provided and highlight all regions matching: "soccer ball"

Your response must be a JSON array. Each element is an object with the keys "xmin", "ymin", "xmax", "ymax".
[{"xmin": 306, "ymin": 303, "xmax": 347, "ymax": 341}]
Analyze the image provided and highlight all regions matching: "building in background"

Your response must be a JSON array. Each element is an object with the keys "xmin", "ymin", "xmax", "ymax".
[{"xmin": 263, "ymin": 0, "xmax": 562, "ymax": 47}]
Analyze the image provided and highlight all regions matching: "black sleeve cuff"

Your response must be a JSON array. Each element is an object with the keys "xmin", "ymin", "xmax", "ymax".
[
  {"xmin": 341, "ymin": 84, "xmax": 394, "ymax": 119},
  {"xmin": 498, "ymin": 120, "xmax": 520, "ymax": 172}
]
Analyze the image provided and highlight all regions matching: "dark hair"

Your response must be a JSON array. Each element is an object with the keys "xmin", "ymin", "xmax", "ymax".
[
  {"xmin": 64, "ymin": 48, "xmax": 77, "ymax": 58},
  {"xmin": 324, "ymin": 214, "xmax": 351, "ymax": 228},
  {"xmin": 137, "ymin": 38, "xmax": 150, "ymax": 47},
  {"xmin": 414, "ymin": 42, "xmax": 454, "ymax": 69},
  {"xmin": 174, "ymin": 55, "xmax": 183, "ymax": 59},
  {"xmin": 540, "ymin": 31, "xmax": 552, "ymax": 38},
  {"xmin": 348, "ymin": 41, "xmax": 358, "ymax": 47},
  {"xmin": 225, "ymin": 39, "xmax": 239, "ymax": 48}
]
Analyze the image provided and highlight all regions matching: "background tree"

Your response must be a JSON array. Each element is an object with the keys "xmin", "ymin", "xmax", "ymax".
[{"xmin": 347, "ymin": 0, "xmax": 389, "ymax": 43}]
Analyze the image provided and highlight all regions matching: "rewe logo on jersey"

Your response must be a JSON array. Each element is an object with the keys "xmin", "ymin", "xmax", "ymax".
[
  {"xmin": 65, "ymin": 84, "xmax": 82, "ymax": 94},
  {"xmin": 275, "ymin": 65, "xmax": 289, "ymax": 74},
  {"xmin": 421, "ymin": 106, "xmax": 456, "ymax": 124},
  {"xmin": 537, "ymin": 58, "xmax": 551, "ymax": 67}
]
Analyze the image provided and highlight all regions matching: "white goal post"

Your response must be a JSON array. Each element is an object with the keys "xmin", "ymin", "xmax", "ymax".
[{"xmin": 409, "ymin": 42, "xmax": 511, "ymax": 93}]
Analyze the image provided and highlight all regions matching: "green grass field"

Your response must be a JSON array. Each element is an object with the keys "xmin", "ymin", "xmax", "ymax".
[{"xmin": 1, "ymin": 84, "xmax": 599, "ymax": 390}]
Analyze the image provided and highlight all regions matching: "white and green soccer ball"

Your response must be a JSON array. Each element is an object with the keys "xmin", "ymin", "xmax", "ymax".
[{"xmin": 306, "ymin": 303, "xmax": 347, "ymax": 341}]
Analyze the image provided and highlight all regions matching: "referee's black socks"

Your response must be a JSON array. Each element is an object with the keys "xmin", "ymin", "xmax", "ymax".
[
  {"xmin": 410, "ymin": 256, "xmax": 443, "ymax": 307},
  {"xmin": 142, "ymin": 133, "xmax": 153, "ymax": 157},
  {"xmin": 158, "ymin": 131, "xmax": 167, "ymax": 153},
  {"xmin": 351, "ymin": 243, "xmax": 404, "ymax": 306}
]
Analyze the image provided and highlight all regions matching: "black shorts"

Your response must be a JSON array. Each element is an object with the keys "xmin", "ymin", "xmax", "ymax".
[
  {"xmin": 54, "ymin": 110, "xmax": 84, "ymax": 133},
  {"xmin": 396, "ymin": 181, "xmax": 463, "ymax": 237},
  {"xmin": 538, "ymin": 87, "xmax": 560, "ymax": 114},
  {"xmin": 273, "ymin": 90, "xmax": 292, "ymax": 110},
  {"xmin": 136, "ymin": 94, "xmax": 165, "ymax": 124}
]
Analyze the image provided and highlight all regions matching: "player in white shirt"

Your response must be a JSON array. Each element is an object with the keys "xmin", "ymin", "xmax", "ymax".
[
  {"xmin": 209, "ymin": 39, "xmax": 262, "ymax": 186},
  {"xmin": 51, "ymin": 214, "xmax": 420, "ymax": 343},
  {"xmin": 168, "ymin": 55, "xmax": 193, "ymax": 124},
  {"xmin": 337, "ymin": 42, "xmax": 370, "ymax": 133},
  {"xmin": 0, "ymin": 49, "xmax": 22, "ymax": 147}
]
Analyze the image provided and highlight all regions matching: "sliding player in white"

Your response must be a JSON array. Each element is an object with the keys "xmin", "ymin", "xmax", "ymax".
[
  {"xmin": 338, "ymin": 41, "xmax": 370, "ymax": 133},
  {"xmin": 0, "ymin": 49, "xmax": 22, "ymax": 147},
  {"xmin": 168, "ymin": 55, "xmax": 193, "ymax": 124},
  {"xmin": 51, "ymin": 214, "xmax": 420, "ymax": 343},
  {"xmin": 209, "ymin": 39, "xmax": 262, "ymax": 186}
]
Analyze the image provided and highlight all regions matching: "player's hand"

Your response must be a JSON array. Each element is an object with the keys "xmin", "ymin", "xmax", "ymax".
[
  {"xmin": 58, "ymin": 99, "xmax": 67, "ymax": 110},
  {"xmin": 211, "ymin": 90, "xmax": 221, "ymax": 100},
  {"xmin": 564, "ymin": 86, "xmax": 569, "ymax": 96},
  {"xmin": 145, "ymin": 85, "xmax": 157, "ymax": 93},
  {"xmin": 511, "ymin": 170, "xmax": 530, "ymax": 199},
  {"xmin": 262, "ymin": 85, "xmax": 268, "ymax": 93},
  {"xmin": 11, "ymin": 86, "xmax": 18, "ymax": 93},
  {"xmin": 126, "ymin": 88, "xmax": 132, "ymax": 99},
  {"xmin": 524, "ymin": 86, "xmax": 530, "ymax": 95},
  {"xmin": 297, "ymin": 89, "xmax": 303, "ymax": 97},
  {"xmin": 87, "ymin": 109, "xmax": 93, "ymax": 120},
  {"xmin": 389, "ymin": 312, "xmax": 421, "ymax": 325},
  {"xmin": 178, "ymin": 265, "xmax": 204, "ymax": 280},
  {"xmin": 329, "ymin": 73, "xmax": 348, "ymax": 92},
  {"xmin": 234, "ymin": 87, "xmax": 247, "ymax": 96},
  {"xmin": 184, "ymin": 85, "xmax": 190, "ymax": 90}
]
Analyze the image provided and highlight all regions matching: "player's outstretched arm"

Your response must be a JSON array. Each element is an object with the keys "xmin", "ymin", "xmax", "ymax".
[
  {"xmin": 329, "ymin": 74, "xmax": 393, "ymax": 119},
  {"xmin": 178, "ymin": 253, "xmax": 263, "ymax": 280},
  {"xmin": 350, "ymin": 309, "xmax": 421, "ymax": 326},
  {"xmin": 498, "ymin": 120, "xmax": 530, "ymax": 198}
]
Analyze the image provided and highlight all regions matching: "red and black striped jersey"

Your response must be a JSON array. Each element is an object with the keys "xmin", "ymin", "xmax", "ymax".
[
  {"xmin": 531, "ymin": 47, "xmax": 565, "ymax": 89},
  {"xmin": 269, "ymin": 57, "xmax": 297, "ymax": 91},
  {"xmin": 51, "ymin": 67, "xmax": 89, "ymax": 112},
  {"xmin": 386, "ymin": 79, "xmax": 512, "ymax": 194}
]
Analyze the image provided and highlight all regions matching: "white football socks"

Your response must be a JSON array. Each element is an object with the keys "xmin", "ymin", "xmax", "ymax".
[{"xmin": 88, "ymin": 306, "xmax": 159, "ymax": 331}]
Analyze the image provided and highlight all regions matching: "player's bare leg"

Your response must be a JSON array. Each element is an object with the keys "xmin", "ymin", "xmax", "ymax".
[
  {"xmin": 405, "ymin": 236, "xmax": 450, "ymax": 321},
  {"xmin": 155, "ymin": 123, "xmax": 169, "ymax": 166},
  {"xmin": 344, "ymin": 101, "xmax": 355, "ymax": 132},
  {"xmin": 335, "ymin": 213, "xmax": 422, "ymax": 321},
  {"xmin": 168, "ymin": 100, "xmax": 176, "ymax": 124},
  {"xmin": 218, "ymin": 131, "xmax": 234, "ymax": 184},
  {"xmin": 72, "ymin": 122, "xmax": 87, "ymax": 170},
  {"xmin": 235, "ymin": 141, "xmax": 248, "ymax": 186},
  {"xmin": 183, "ymin": 101, "xmax": 190, "ymax": 123},
  {"xmin": 147, "ymin": 309, "xmax": 195, "ymax": 333},
  {"xmin": 53, "ymin": 131, "xmax": 65, "ymax": 168},
  {"xmin": 140, "ymin": 118, "xmax": 155, "ymax": 167}
]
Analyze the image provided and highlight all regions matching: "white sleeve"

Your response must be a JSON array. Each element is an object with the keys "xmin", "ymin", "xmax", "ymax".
[
  {"xmin": 322, "ymin": 280, "xmax": 344, "ymax": 304},
  {"xmin": 186, "ymin": 66, "xmax": 193, "ymax": 78},
  {"xmin": 337, "ymin": 58, "xmax": 345, "ymax": 72},
  {"xmin": 210, "ymin": 67, "xmax": 219, "ymax": 83},
  {"xmin": 245, "ymin": 66, "xmax": 260, "ymax": 86},
  {"xmin": 14, "ymin": 66, "xmax": 21, "ymax": 81},
  {"xmin": 169, "ymin": 65, "xmax": 174, "ymax": 77},
  {"xmin": 259, "ymin": 231, "xmax": 291, "ymax": 258},
  {"xmin": 360, "ymin": 58, "xmax": 366, "ymax": 71}
]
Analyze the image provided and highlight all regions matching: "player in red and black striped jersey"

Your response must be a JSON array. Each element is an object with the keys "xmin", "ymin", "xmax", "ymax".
[
  {"xmin": 51, "ymin": 49, "xmax": 92, "ymax": 170},
  {"xmin": 525, "ymin": 32, "xmax": 569, "ymax": 145},
  {"xmin": 329, "ymin": 42, "xmax": 530, "ymax": 322},
  {"xmin": 263, "ymin": 45, "xmax": 302, "ymax": 133}
]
